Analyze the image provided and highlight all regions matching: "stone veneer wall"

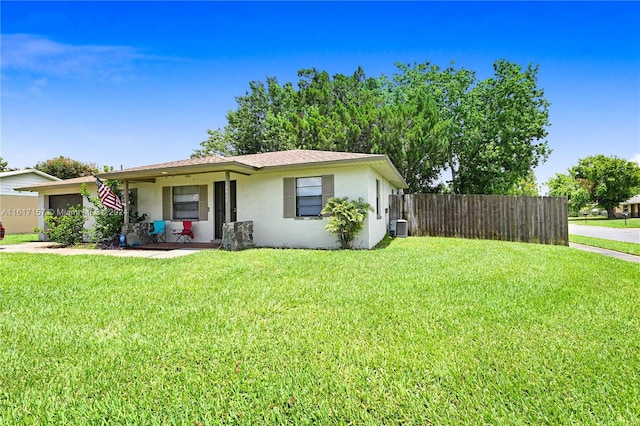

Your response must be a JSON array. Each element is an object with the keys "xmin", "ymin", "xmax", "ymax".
[
  {"xmin": 222, "ymin": 221, "xmax": 254, "ymax": 251},
  {"xmin": 121, "ymin": 222, "xmax": 153, "ymax": 246}
]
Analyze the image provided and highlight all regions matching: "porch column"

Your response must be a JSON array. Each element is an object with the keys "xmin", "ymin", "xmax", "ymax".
[
  {"xmin": 123, "ymin": 179, "xmax": 129, "ymax": 224},
  {"xmin": 225, "ymin": 171, "xmax": 231, "ymax": 223}
]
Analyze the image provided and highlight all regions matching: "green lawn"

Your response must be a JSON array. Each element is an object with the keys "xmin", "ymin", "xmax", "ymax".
[
  {"xmin": 569, "ymin": 216, "xmax": 640, "ymax": 228},
  {"xmin": 1, "ymin": 238, "xmax": 639, "ymax": 424},
  {"xmin": 570, "ymin": 234, "xmax": 640, "ymax": 256},
  {"xmin": 0, "ymin": 233, "xmax": 38, "ymax": 245}
]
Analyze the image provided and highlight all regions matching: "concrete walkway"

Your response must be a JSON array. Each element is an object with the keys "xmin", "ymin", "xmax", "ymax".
[
  {"xmin": 3, "ymin": 240, "xmax": 639, "ymax": 264},
  {"xmin": 0, "ymin": 242, "xmax": 205, "ymax": 258},
  {"xmin": 568, "ymin": 223, "xmax": 640, "ymax": 263},
  {"xmin": 568, "ymin": 224, "xmax": 640, "ymax": 244},
  {"xmin": 569, "ymin": 242, "xmax": 640, "ymax": 264}
]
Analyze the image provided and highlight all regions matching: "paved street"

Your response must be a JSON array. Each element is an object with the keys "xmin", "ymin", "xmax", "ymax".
[{"xmin": 568, "ymin": 224, "xmax": 640, "ymax": 244}]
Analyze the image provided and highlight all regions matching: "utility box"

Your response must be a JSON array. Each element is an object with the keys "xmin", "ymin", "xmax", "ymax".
[
  {"xmin": 390, "ymin": 220, "xmax": 397, "ymax": 236},
  {"xmin": 396, "ymin": 219, "xmax": 408, "ymax": 238}
]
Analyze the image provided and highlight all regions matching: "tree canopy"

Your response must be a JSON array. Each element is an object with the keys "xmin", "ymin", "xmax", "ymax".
[
  {"xmin": 548, "ymin": 155, "xmax": 640, "ymax": 217},
  {"xmin": 0, "ymin": 157, "xmax": 18, "ymax": 172},
  {"xmin": 194, "ymin": 60, "xmax": 551, "ymax": 194},
  {"xmin": 33, "ymin": 156, "xmax": 99, "ymax": 180}
]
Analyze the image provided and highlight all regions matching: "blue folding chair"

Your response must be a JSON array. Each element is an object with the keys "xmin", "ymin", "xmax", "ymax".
[{"xmin": 148, "ymin": 220, "xmax": 166, "ymax": 243}]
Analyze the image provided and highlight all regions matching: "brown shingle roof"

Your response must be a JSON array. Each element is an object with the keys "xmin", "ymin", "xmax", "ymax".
[
  {"xmin": 228, "ymin": 150, "xmax": 386, "ymax": 167},
  {"xmin": 19, "ymin": 150, "xmax": 408, "ymax": 189},
  {"xmin": 106, "ymin": 154, "xmax": 229, "ymax": 173},
  {"xmin": 102, "ymin": 150, "xmax": 386, "ymax": 175}
]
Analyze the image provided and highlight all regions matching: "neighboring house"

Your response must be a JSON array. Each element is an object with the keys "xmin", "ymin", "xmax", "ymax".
[
  {"xmin": 617, "ymin": 194, "xmax": 640, "ymax": 218},
  {"xmin": 20, "ymin": 150, "xmax": 408, "ymax": 249},
  {"xmin": 0, "ymin": 169, "xmax": 60, "ymax": 234},
  {"xmin": 17, "ymin": 176, "xmax": 98, "ymax": 240}
]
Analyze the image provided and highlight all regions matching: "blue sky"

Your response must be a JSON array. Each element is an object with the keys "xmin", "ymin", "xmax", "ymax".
[{"xmin": 2, "ymin": 1, "xmax": 639, "ymax": 192}]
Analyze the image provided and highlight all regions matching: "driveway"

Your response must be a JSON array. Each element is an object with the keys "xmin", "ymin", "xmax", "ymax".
[{"xmin": 568, "ymin": 224, "xmax": 640, "ymax": 244}]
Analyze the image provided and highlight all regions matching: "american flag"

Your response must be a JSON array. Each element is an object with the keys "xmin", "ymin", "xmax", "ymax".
[{"xmin": 96, "ymin": 177, "xmax": 123, "ymax": 211}]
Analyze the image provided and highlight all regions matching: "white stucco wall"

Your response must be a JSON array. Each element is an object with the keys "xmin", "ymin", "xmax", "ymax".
[
  {"xmin": 237, "ymin": 165, "xmax": 391, "ymax": 249},
  {"xmin": 133, "ymin": 173, "xmax": 227, "ymax": 243},
  {"xmin": 238, "ymin": 169, "xmax": 339, "ymax": 249},
  {"xmin": 127, "ymin": 164, "xmax": 401, "ymax": 249},
  {"xmin": 365, "ymin": 169, "xmax": 396, "ymax": 248}
]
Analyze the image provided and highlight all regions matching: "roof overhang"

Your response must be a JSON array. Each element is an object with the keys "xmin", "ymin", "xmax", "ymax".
[
  {"xmin": 16, "ymin": 176, "xmax": 95, "ymax": 192},
  {"xmin": 98, "ymin": 161, "xmax": 257, "ymax": 181},
  {"xmin": 249, "ymin": 156, "xmax": 408, "ymax": 189},
  {"xmin": 0, "ymin": 169, "xmax": 61, "ymax": 181},
  {"xmin": 97, "ymin": 156, "xmax": 408, "ymax": 188},
  {"xmin": 19, "ymin": 151, "xmax": 408, "ymax": 191}
]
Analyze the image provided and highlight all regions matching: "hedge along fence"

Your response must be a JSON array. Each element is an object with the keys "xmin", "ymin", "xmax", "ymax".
[{"xmin": 389, "ymin": 194, "xmax": 569, "ymax": 246}]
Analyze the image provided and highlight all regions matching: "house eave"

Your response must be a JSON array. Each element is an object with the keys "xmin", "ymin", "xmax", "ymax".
[
  {"xmin": 0, "ymin": 169, "xmax": 61, "ymax": 181},
  {"xmin": 16, "ymin": 176, "xmax": 96, "ymax": 192},
  {"xmin": 255, "ymin": 156, "xmax": 409, "ymax": 189},
  {"xmin": 98, "ymin": 162, "xmax": 257, "ymax": 180}
]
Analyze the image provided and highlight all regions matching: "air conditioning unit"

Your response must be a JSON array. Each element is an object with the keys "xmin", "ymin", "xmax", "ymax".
[
  {"xmin": 390, "ymin": 219, "xmax": 408, "ymax": 238},
  {"xmin": 396, "ymin": 219, "xmax": 408, "ymax": 238}
]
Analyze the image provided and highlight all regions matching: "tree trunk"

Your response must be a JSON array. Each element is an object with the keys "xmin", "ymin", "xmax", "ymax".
[{"xmin": 607, "ymin": 207, "xmax": 616, "ymax": 219}]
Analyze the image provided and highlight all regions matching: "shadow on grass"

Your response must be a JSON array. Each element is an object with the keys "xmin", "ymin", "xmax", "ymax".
[{"xmin": 373, "ymin": 234, "xmax": 395, "ymax": 249}]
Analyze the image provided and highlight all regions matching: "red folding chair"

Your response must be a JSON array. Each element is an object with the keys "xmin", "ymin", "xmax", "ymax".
[{"xmin": 173, "ymin": 220, "xmax": 194, "ymax": 243}]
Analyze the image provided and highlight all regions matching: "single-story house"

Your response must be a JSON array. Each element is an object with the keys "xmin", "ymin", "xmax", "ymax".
[
  {"xmin": 19, "ymin": 150, "xmax": 408, "ymax": 249},
  {"xmin": 16, "ymin": 175, "xmax": 99, "ymax": 238},
  {"xmin": 617, "ymin": 194, "xmax": 640, "ymax": 218},
  {"xmin": 0, "ymin": 169, "xmax": 60, "ymax": 233}
]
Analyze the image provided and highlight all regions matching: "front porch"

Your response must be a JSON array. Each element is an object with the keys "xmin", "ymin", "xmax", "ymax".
[
  {"xmin": 121, "ymin": 220, "xmax": 253, "ymax": 251},
  {"xmin": 129, "ymin": 242, "xmax": 220, "ymax": 251}
]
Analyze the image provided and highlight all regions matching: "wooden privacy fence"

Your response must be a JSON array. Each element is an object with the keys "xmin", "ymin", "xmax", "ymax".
[{"xmin": 389, "ymin": 194, "xmax": 568, "ymax": 246}]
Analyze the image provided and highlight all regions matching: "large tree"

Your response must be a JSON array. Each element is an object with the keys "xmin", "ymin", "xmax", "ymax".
[
  {"xmin": 192, "ymin": 128, "xmax": 233, "ymax": 158},
  {"xmin": 0, "ymin": 157, "xmax": 18, "ymax": 172},
  {"xmin": 373, "ymin": 87, "xmax": 449, "ymax": 192},
  {"xmin": 547, "ymin": 172, "xmax": 591, "ymax": 213},
  {"xmin": 224, "ymin": 77, "xmax": 299, "ymax": 155},
  {"xmin": 393, "ymin": 60, "xmax": 550, "ymax": 194},
  {"xmin": 548, "ymin": 155, "xmax": 640, "ymax": 218},
  {"xmin": 34, "ymin": 156, "xmax": 99, "ymax": 180},
  {"xmin": 455, "ymin": 61, "xmax": 550, "ymax": 194},
  {"xmin": 196, "ymin": 68, "xmax": 451, "ymax": 192},
  {"xmin": 194, "ymin": 60, "xmax": 551, "ymax": 194}
]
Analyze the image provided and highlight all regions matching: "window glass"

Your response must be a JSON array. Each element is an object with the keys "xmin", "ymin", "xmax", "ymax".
[
  {"xmin": 296, "ymin": 177, "xmax": 322, "ymax": 216},
  {"xmin": 173, "ymin": 185, "xmax": 199, "ymax": 220}
]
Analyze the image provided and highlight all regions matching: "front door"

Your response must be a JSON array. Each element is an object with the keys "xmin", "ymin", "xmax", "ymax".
[{"xmin": 214, "ymin": 180, "xmax": 237, "ymax": 239}]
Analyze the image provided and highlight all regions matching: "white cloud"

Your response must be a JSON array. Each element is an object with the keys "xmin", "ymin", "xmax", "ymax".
[
  {"xmin": 1, "ymin": 33, "xmax": 145, "ymax": 81},
  {"xmin": 28, "ymin": 78, "xmax": 48, "ymax": 96},
  {"xmin": 630, "ymin": 153, "xmax": 640, "ymax": 166}
]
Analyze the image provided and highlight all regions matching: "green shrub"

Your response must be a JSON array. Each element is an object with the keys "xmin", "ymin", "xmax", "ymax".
[
  {"xmin": 88, "ymin": 205, "xmax": 123, "ymax": 246},
  {"xmin": 321, "ymin": 197, "xmax": 373, "ymax": 249},
  {"xmin": 35, "ymin": 205, "xmax": 86, "ymax": 247},
  {"xmin": 81, "ymin": 180, "xmax": 124, "ymax": 246}
]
